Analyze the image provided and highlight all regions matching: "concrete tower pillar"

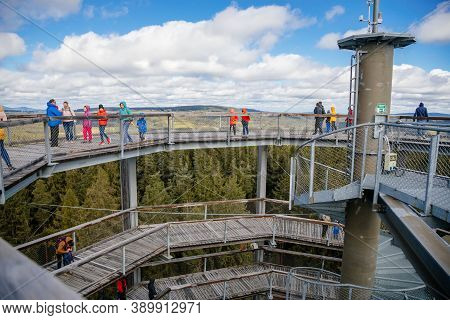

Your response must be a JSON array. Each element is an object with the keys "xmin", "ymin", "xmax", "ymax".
[{"xmin": 337, "ymin": 7, "xmax": 415, "ymax": 297}]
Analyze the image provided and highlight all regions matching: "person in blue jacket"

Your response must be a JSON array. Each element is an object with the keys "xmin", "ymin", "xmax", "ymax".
[
  {"xmin": 46, "ymin": 99, "xmax": 63, "ymax": 147},
  {"xmin": 413, "ymin": 102, "xmax": 429, "ymax": 137},
  {"xmin": 119, "ymin": 101, "xmax": 133, "ymax": 144},
  {"xmin": 136, "ymin": 115, "xmax": 147, "ymax": 142}
]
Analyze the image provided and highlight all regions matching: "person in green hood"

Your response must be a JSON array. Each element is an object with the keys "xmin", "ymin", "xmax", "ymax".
[{"xmin": 119, "ymin": 101, "xmax": 133, "ymax": 143}]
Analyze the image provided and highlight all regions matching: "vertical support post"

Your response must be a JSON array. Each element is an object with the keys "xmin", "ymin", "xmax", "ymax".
[
  {"xmin": 359, "ymin": 126, "xmax": 369, "ymax": 196},
  {"xmin": 223, "ymin": 221, "xmax": 228, "ymax": 243},
  {"xmin": 425, "ymin": 134, "xmax": 440, "ymax": 215},
  {"xmin": 308, "ymin": 141, "xmax": 316, "ymax": 202},
  {"xmin": 122, "ymin": 246, "xmax": 126, "ymax": 276},
  {"xmin": 0, "ymin": 157, "xmax": 5, "ymax": 204},
  {"xmin": 289, "ymin": 157, "xmax": 296, "ymax": 210},
  {"xmin": 285, "ymin": 272, "xmax": 291, "ymax": 300},
  {"xmin": 43, "ymin": 120, "xmax": 52, "ymax": 165},
  {"xmin": 350, "ymin": 52, "xmax": 360, "ymax": 182},
  {"xmin": 119, "ymin": 116, "xmax": 124, "ymax": 159},
  {"xmin": 219, "ymin": 116, "xmax": 222, "ymax": 129},
  {"xmin": 277, "ymin": 114, "xmax": 281, "ymax": 142},
  {"xmin": 348, "ymin": 287, "xmax": 353, "ymax": 300},
  {"xmin": 373, "ymin": 126, "xmax": 385, "ymax": 204},
  {"xmin": 166, "ymin": 224, "xmax": 172, "ymax": 259},
  {"xmin": 268, "ymin": 272, "xmax": 274, "ymax": 300},
  {"xmin": 271, "ymin": 216, "xmax": 277, "ymax": 246},
  {"xmin": 72, "ymin": 231, "xmax": 77, "ymax": 253},
  {"xmin": 203, "ymin": 257, "xmax": 207, "ymax": 273},
  {"xmin": 256, "ymin": 146, "xmax": 268, "ymax": 214},
  {"xmin": 302, "ymin": 283, "xmax": 307, "ymax": 300},
  {"xmin": 203, "ymin": 204, "xmax": 208, "ymax": 220},
  {"xmin": 222, "ymin": 281, "xmax": 227, "ymax": 300},
  {"xmin": 167, "ymin": 115, "xmax": 173, "ymax": 144},
  {"xmin": 120, "ymin": 157, "xmax": 138, "ymax": 229},
  {"xmin": 6, "ymin": 127, "xmax": 11, "ymax": 146},
  {"xmin": 226, "ymin": 116, "xmax": 231, "ymax": 145},
  {"xmin": 324, "ymin": 168, "xmax": 329, "ymax": 191}
]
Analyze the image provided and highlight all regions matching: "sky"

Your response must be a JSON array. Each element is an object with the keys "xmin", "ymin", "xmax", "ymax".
[{"xmin": 0, "ymin": 0, "xmax": 449, "ymax": 113}]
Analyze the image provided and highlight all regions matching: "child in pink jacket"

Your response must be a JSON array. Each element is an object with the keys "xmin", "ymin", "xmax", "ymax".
[{"xmin": 82, "ymin": 105, "xmax": 92, "ymax": 143}]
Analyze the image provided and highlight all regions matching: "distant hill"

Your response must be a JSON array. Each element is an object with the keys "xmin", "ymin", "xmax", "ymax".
[
  {"xmin": 393, "ymin": 112, "xmax": 450, "ymax": 117},
  {"xmin": 3, "ymin": 106, "xmax": 42, "ymax": 113},
  {"xmin": 74, "ymin": 105, "xmax": 261, "ymax": 113}
]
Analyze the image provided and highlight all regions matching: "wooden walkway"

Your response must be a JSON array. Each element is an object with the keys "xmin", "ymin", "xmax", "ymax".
[{"xmin": 51, "ymin": 215, "xmax": 344, "ymax": 296}]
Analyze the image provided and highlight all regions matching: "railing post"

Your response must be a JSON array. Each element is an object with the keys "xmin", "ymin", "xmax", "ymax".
[
  {"xmin": 350, "ymin": 126, "xmax": 357, "ymax": 182},
  {"xmin": 302, "ymin": 282, "xmax": 307, "ymax": 300},
  {"xmin": 43, "ymin": 120, "xmax": 52, "ymax": 164},
  {"xmin": 122, "ymin": 246, "xmax": 126, "ymax": 276},
  {"xmin": 72, "ymin": 231, "xmax": 77, "ymax": 253},
  {"xmin": 359, "ymin": 126, "xmax": 369, "ymax": 197},
  {"xmin": 289, "ymin": 157, "xmax": 296, "ymax": 210},
  {"xmin": 425, "ymin": 134, "xmax": 439, "ymax": 215},
  {"xmin": 204, "ymin": 204, "xmax": 208, "ymax": 220},
  {"xmin": 0, "ymin": 158, "xmax": 5, "ymax": 204},
  {"xmin": 222, "ymin": 281, "xmax": 227, "ymax": 300},
  {"xmin": 219, "ymin": 115, "xmax": 222, "ymax": 129},
  {"xmin": 167, "ymin": 114, "xmax": 174, "ymax": 145},
  {"xmin": 6, "ymin": 126, "xmax": 11, "ymax": 146},
  {"xmin": 308, "ymin": 141, "xmax": 316, "ymax": 203},
  {"xmin": 203, "ymin": 257, "xmax": 207, "ymax": 273},
  {"xmin": 271, "ymin": 216, "xmax": 277, "ymax": 246},
  {"xmin": 166, "ymin": 224, "xmax": 172, "ymax": 259},
  {"xmin": 223, "ymin": 221, "xmax": 228, "ymax": 243},
  {"xmin": 373, "ymin": 126, "xmax": 385, "ymax": 204},
  {"xmin": 277, "ymin": 114, "xmax": 281, "ymax": 142},
  {"xmin": 348, "ymin": 287, "xmax": 353, "ymax": 300},
  {"xmin": 226, "ymin": 116, "xmax": 231, "ymax": 145},
  {"xmin": 324, "ymin": 168, "xmax": 329, "ymax": 190},
  {"xmin": 285, "ymin": 272, "xmax": 291, "ymax": 300},
  {"xmin": 268, "ymin": 272, "xmax": 274, "ymax": 300}
]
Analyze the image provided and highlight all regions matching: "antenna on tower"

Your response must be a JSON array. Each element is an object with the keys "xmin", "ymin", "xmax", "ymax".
[{"xmin": 359, "ymin": 0, "xmax": 383, "ymax": 33}]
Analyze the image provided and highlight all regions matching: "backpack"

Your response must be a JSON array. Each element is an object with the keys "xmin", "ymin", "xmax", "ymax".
[{"xmin": 55, "ymin": 236, "xmax": 66, "ymax": 251}]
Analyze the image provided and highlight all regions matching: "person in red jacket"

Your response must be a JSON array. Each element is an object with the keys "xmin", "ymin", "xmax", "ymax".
[
  {"xmin": 116, "ymin": 277, "xmax": 127, "ymax": 300},
  {"xmin": 97, "ymin": 104, "xmax": 110, "ymax": 145},
  {"xmin": 229, "ymin": 108, "xmax": 238, "ymax": 136},
  {"xmin": 346, "ymin": 106, "xmax": 353, "ymax": 127},
  {"xmin": 241, "ymin": 108, "xmax": 250, "ymax": 137}
]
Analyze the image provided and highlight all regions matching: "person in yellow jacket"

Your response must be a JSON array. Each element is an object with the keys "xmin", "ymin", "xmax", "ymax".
[
  {"xmin": 0, "ymin": 106, "xmax": 15, "ymax": 170},
  {"xmin": 330, "ymin": 104, "xmax": 337, "ymax": 131}
]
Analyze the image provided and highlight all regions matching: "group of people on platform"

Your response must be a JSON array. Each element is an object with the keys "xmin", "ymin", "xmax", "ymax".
[
  {"xmin": 313, "ymin": 101, "xmax": 353, "ymax": 135},
  {"xmin": 46, "ymin": 99, "xmax": 148, "ymax": 147},
  {"xmin": 229, "ymin": 108, "xmax": 251, "ymax": 137}
]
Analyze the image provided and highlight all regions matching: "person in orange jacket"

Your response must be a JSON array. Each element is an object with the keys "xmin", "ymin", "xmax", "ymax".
[
  {"xmin": 97, "ymin": 104, "xmax": 110, "ymax": 145},
  {"xmin": 241, "ymin": 108, "xmax": 251, "ymax": 137},
  {"xmin": 229, "ymin": 108, "xmax": 238, "ymax": 136}
]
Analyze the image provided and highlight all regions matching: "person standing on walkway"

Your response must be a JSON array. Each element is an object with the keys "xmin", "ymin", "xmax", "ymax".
[
  {"xmin": 82, "ymin": 105, "xmax": 93, "ymax": 143},
  {"xmin": 325, "ymin": 110, "xmax": 331, "ymax": 133},
  {"xmin": 229, "ymin": 108, "xmax": 238, "ymax": 136},
  {"xmin": 241, "ymin": 108, "xmax": 250, "ymax": 137},
  {"xmin": 116, "ymin": 277, "xmax": 127, "ymax": 300},
  {"xmin": 321, "ymin": 214, "xmax": 331, "ymax": 239},
  {"xmin": 346, "ymin": 106, "xmax": 353, "ymax": 127},
  {"xmin": 62, "ymin": 101, "xmax": 76, "ymax": 142},
  {"xmin": 413, "ymin": 102, "xmax": 429, "ymax": 137},
  {"xmin": 97, "ymin": 104, "xmax": 110, "ymax": 145},
  {"xmin": 119, "ymin": 101, "xmax": 133, "ymax": 144},
  {"xmin": 0, "ymin": 106, "xmax": 15, "ymax": 170},
  {"xmin": 46, "ymin": 99, "xmax": 62, "ymax": 147},
  {"xmin": 330, "ymin": 104, "xmax": 337, "ymax": 131},
  {"xmin": 314, "ymin": 102, "xmax": 325, "ymax": 134},
  {"xmin": 148, "ymin": 279, "xmax": 157, "ymax": 300},
  {"xmin": 137, "ymin": 115, "xmax": 147, "ymax": 142},
  {"xmin": 55, "ymin": 236, "xmax": 74, "ymax": 269}
]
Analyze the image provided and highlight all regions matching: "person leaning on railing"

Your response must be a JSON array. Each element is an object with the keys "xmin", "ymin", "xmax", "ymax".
[
  {"xmin": 62, "ymin": 101, "xmax": 76, "ymax": 142},
  {"xmin": 119, "ymin": 101, "xmax": 133, "ymax": 144},
  {"xmin": 0, "ymin": 105, "xmax": 15, "ymax": 170},
  {"xmin": 46, "ymin": 99, "xmax": 63, "ymax": 147},
  {"xmin": 241, "ymin": 108, "xmax": 251, "ymax": 137},
  {"xmin": 413, "ymin": 102, "xmax": 429, "ymax": 138}
]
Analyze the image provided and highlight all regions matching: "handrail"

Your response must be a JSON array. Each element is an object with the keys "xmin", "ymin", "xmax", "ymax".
[{"xmin": 296, "ymin": 155, "xmax": 348, "ymax": 176}]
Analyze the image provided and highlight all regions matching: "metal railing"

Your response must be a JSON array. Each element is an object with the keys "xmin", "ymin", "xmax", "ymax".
[{"xmin": 293, "ymin": 122, "xmax": 450, "ymax": 219}]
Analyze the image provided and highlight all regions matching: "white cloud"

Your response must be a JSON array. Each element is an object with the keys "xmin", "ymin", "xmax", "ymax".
[
  {"xmin": 411, "ymin": 1, "xmax": 450, "ymax": 43},
  {"xmin": 100, "ymin": 6, "xmax": 129, "ymax": 19},
  {"xmin": 0, "ymin": 0, "xmax": 81, "ymax": 31},
  {"xmin": 0, "ymin": 32, "xmax": 26, "ymax": 59},
  {"xmin": 325, "ymin": 5, "xmax": 345, "ymax": 21},
  {"xmin": 316, "ymin": 28, "xmax": 367, "ymax": 50},
  {"xmin": 0, "ymin": 5, "xmax": 448, "ymax": 114}
]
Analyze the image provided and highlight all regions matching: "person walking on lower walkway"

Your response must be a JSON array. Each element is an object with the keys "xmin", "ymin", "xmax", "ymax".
[
  {"xmin": 314, "ymin": 102, "xmax": 325, "ymax": 134},
  {"xmin": 229, "ymin": 108, "xmax": 238, "ymax": 136},
  {"xmin": 116, "ymin": 277, "xmax": 127, "ymax": 300},
  {"xmin": 46, "ymin": 99, "xmax": 62, "ymax": 147},
  {"xmin": 119, "ymin": 101, "xmax": 133, "ymax": 144},
  {"xmin": 137, "ymin": 115, "xmax": 147, "ymax": 142},
  {"xmin": 413, "ymin": 102, "xmax": 429, "ymax": 137},
  {"xmin": 62, "ymin": 101, "xmax": 76, "ymax": 142},
  {"xmin": 346, "ymin": 106, "xmax": 353, "ymax": 127},
  {"xmin": 82, "ymin": 105, "xmax": 92, "ymax": 143},
  {"xmin": 0, "ymin": 106, "xmax": 15, "ymax": 170},
  {"xmin": 148, "ymin": 279, "xmax": 157, "ymax": 300},
  {"xmin": 330, "ymin": 104, "xmax": 337, "ymax": 131},
  {"xmin": 97, "ymin": 104, "xmax": 110, "ymax": 145},
  {"xmin": 241, "ymin": 108, "xmax": 250, "ymax": 137},
  {"xmin": 55, "ymin": 236, "xmax": 74, "ymax": 269}
]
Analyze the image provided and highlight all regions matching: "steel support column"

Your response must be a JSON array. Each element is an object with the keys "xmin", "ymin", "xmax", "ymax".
[
  {"xmin": 256, "ymin": 146, "xmax": 268, "ymax": 214},
  {"xmin": 120, "ymin": 157, "xmax": 138, "ymax": 229}
]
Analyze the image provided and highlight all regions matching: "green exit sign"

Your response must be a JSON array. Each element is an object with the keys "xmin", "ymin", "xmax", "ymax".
[{"xmin": 376, "ymin": 104, "xmax": 387, "ymax": 114}]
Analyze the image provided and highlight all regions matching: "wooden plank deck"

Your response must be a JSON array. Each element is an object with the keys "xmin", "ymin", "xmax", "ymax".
[{"xmin": 52, "ymin": 215, "xmax": 344, "ymax": 296}]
